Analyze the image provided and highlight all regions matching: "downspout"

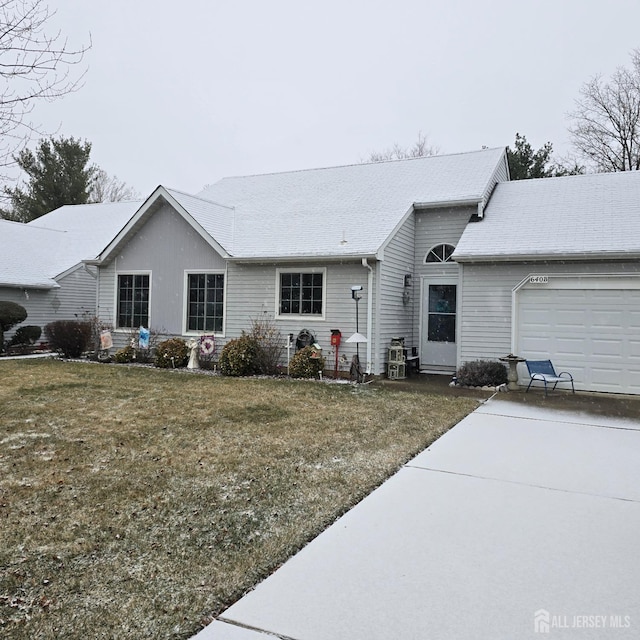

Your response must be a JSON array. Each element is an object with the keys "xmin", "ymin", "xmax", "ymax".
[{"xmin": 362, "ymin": 258, "xmax": 373, "ymax": 374}]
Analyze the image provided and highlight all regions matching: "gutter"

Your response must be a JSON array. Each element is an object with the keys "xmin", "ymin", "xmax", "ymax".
[
  {"xmin": 0, "ymin": 281, "xmax": 59, "ymax": 290},
  {"xmin": 230, "ymin": 253, "xmax": 378, "ymax": 264},
  {"xmin": 453, "ymin": 251, "xmax": 640, "ymax": 263},
  {"xmin": 362, "ymin": 258, "xmax": 374, "ymax": 374},
  {"xmin": 413, "ymin": 197, "xmax": 484, "ymax": 218}
]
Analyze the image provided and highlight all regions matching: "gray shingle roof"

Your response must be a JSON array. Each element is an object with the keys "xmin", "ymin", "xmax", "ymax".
[
  {"xmin": 454, "ymin": 171, "xmax": 640, "ymax": 262},
  {"xmin": 165, "ymin": 188, "xmax": 235, "ymax": 252},
  {"xmin": 1, "ymin": 201, "xmax": 141, "ymax": 288},
  {"xmin": 197, "ymin": 148, "xmax": 507, "ymax": 258}
]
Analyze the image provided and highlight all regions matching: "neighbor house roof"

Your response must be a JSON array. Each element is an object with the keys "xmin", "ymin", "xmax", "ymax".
[
  {"xmin": 0, "ymin": 201, "xmax": 141, "ymax": 288},
  {"xmin": 195, "ymin": 147, "xmax": 508, "ymax": 259},
  {"xmin": 453, "ymin": 171, "xmax": 640, "ymax": 262}
]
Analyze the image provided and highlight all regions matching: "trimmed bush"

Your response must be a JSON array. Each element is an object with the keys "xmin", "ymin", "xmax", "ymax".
[
  {"xmin": 0, "ymin": 301, "xmax": 27, "ymax": 348},
  {"xmin": 44, "ymin": 320, "xmax": 92, "ymax": 358},
  {"xmin": 456, "ymin": 360, "xmax": 508, "ymax": 387},
  {"xmin": 113, "ymin": 345, "xmax": 136, "ymax": 363},
  {"xmin": 9, "ymin": 325, "xmax": 41, "ymax": 346},
  {"xmin": 154, "ymin": 338, "xmax": 189, "ymax": 368},
  {"xmin": 289, "ymin": 346, "xmax": 325, "ymax": 379},
  {"xmin": 219, "ymin": 334, "xmax": 260, "ymax": 376}
]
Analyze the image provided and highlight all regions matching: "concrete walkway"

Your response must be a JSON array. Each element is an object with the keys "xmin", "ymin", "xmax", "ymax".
[{"xmin": 195, "ymin": 396, "xmax": 640, "ymax": 639}]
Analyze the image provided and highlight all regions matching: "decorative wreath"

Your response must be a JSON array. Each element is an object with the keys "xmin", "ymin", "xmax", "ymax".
[{"xmin": 199, "ymin": 335, "xmax": 216, "ymax": 356}]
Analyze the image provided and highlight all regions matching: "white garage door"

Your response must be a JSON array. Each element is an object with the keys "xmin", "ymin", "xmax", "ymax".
[{"xmin": 517, "ymin": 285, "xmax": 640, "ymax": 394}]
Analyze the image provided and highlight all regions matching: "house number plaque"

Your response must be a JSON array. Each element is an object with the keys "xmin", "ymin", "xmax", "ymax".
[{"xmin": 529, "ymin": 275, "xmax": 549, "ymax": 284}]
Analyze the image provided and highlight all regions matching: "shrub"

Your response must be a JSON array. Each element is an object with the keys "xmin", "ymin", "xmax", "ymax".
[
  {"xmin": 0, "ymin": 300, "xmax": 27, "ymax": 348},
  {"xmin": 9, "ymin": 325, "xmax": 41, "ymax": 346},
  {"xmin": 249, "ymin": 314, "xmax": 285, "ymax": 375},
  {"xmin": 289, "ymin": 346, "xmax": 325, "ymax": 379},
  {"xmin": 113, "ymin": 345, "xmax": 136, "ymax": 363},
  {"xmin": 219, "ymin": 334, "xmax": 260, "ymax": 376},
  {"xmin": 456, "ymin": 360, "xmax": 508, "ymax": 387},
  {"xmin": 154, "ymin": 338, "xmax": 189, "ymax": 368},
  {"xmin": 44, "ymin": 320, "xmax": 92, "ymax": 358}
]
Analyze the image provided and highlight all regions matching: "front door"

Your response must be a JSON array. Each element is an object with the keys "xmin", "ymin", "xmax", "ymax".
[{"xmin": 421, "ymin": 280, "xmax": 457, "ymax": 369}]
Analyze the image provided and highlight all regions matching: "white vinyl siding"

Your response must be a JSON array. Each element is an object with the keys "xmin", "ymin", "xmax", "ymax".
[
  {"xmin": 0, "ymin": 265, "xmax": 97, "ymax": 341},
  {"xmin": 459, "ymin": 262, "xmax": 640, "ymax": 393},
  {"xmin": 414, "ymin": 206, "xmax": 473, "ymax": 369},
  {"xmin": 225, "ymin": 260, "xmax": 378, "ymax": 372},
  {"xmin": 378, "ymin": 214, "xmax": 414, "ymax": 371},
  {"xmin": 96, "ymin": 203, "xmax": 226, "ymax": 345}
]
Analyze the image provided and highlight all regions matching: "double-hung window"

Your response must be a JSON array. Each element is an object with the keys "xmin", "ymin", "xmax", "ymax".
[
  {"xmin": 186, "ymin": 272, "xmax": 225, "ymax": 333},
  {"xmin": 117, "ymin": 274, "xmax": 150, "ymax": 328},
  {"xmin": 278, "ymin": 270, "xmax": 325, "ymax": 317}
]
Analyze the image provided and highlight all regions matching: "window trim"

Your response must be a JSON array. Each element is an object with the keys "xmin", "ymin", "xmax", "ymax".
[
  {"xmin": 424, "ymin": 243, "xmax": 456, "ymax": 264},
  {"xmin": 275, "ymin": 267, "xmax": 327, "ymax": 321},
  {"xmin": 114, "ymin": 271, "xmax": 152, "ymax": 331},
  {"xmin": 183, "ymin": 269, "xmax": 227, "ymax": 336}
]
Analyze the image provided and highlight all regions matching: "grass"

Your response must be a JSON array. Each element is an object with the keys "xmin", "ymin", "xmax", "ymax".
[{"xmin": 0, "ymin": 359, "xmax": 480, "ymax": 639}]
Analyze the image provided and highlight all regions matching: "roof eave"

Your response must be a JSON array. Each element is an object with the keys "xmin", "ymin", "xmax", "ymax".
[
  {"xmin": 230, "ymin": 252, "xmax": 379, "ymax": 264},
  {"xmin": 413, "ymin": 197, "xmax": 482, "ymax": 210},
  {"xmin": 0, "ymin": 280, "xmax": 59, "ymax": 289},
  {"xmin": 454, "ymin": 251, "xmax": 640, "ymax": 263}
]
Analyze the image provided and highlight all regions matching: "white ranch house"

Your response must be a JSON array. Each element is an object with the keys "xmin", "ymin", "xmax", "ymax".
[{"xmin": 3, "ymin": 147, "xmax": 640, "ymax": 394}]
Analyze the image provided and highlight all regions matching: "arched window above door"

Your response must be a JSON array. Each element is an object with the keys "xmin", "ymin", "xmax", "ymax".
[{"xmin": 425, "ymin": 243, "xmax": 455, "ymax": 264}]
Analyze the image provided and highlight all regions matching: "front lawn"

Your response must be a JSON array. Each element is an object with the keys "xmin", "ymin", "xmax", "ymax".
[{"xmin": 0, "ymin": 360, "xmax": 479, "ymax": 639}]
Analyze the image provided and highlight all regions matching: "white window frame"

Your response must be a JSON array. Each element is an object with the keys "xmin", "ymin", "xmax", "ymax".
[
  {"xmin": 183, "ymin": 269, "xmax": 227, "ymax": 336},
  {"xmin": 275, "ymin": 267, "xmax": 327, "ymax": 321},
  {"xmin": 424, "ymin": 243, "xmax": 456, "ymax": 264},
  {"xmin": 114, "ymin": 271, "xmax": 152, "ymax": 331}
]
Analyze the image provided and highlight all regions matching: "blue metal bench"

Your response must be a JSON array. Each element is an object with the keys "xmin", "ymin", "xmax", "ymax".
[{"xmin": 525, "ymin": 360, "xmax": 575, "ymax": 396}]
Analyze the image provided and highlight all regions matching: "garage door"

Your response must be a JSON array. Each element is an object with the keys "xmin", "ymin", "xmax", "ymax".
[{"xmin": 516, "ymin": 285, "xmax": 640, "ymax": 394}]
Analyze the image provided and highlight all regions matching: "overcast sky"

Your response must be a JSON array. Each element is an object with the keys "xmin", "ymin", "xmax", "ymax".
[{"xmin": 27, "ymin": 0, "xmax": 640, "ymax": 197}]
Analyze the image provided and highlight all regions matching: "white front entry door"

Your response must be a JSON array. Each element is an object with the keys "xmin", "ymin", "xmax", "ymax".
[{"xmin": 421, "ymin": 279, "xmax": 457, "ymax": 369}]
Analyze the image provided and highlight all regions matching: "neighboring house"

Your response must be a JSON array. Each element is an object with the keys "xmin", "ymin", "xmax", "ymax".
[
  {"xmin": 454, "ymin": 171, "xmax": 640, "ymax": 394},
  {"xmin": 89, "ymin": 148, "xmax": 509, "ymax": 376},
  {"xmin": 0, "ymin": 202, "xmax": 141, "ymax": 341}
]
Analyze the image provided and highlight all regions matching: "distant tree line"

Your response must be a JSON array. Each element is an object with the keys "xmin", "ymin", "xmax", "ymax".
[{"xmin": 366, "ymin": 48, "xmax": 640, "ymax": 180}]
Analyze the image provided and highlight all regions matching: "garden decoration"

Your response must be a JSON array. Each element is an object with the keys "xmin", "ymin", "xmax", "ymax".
[
  {"xmin": 199, "ymin": 335, "xmax": 216, "ymax": 357},
  {"xmin": 98, "ymin": 329, "xmax": 113, "ymax": 362},
  {"xmin": 187, "ymin": 338, "xmax": 200, "ymax": 369},
  {"xmin": 139, "ymin": 326, "xmax": 150, "ymax": 349}
]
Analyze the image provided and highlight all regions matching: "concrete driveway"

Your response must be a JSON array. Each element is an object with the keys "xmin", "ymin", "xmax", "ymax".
[{"xmin": 195, "ymin": 395, "xmax": 640, "ymax": 639}]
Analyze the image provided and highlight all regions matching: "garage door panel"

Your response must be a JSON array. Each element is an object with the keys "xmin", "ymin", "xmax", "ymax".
[
  {"xmin": 556, "ymin": 310, "xmax": 586, "ymax": 328},
  {"xmin": 591, "ymin": 310, "xmax": 624, "ymax": 330},
  {"xmin": 591, "ymin": 339, "xmax": 623, "ymax": 358},
  {"xmin": 630, "ymin": 341, "xmax": 640, "ymax": 358},
  {"xmin": 554, "ymin": 338, "xmax": 587, "ymax": 358},
  {"xmin": 517, "ymin": 285, "xmax": 640, "ymax": 394}
]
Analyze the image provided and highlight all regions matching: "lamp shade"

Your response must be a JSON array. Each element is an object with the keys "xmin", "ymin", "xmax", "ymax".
[{"xmin": 345, "ymin": 332, "xmax": 368, "ymax": 343}]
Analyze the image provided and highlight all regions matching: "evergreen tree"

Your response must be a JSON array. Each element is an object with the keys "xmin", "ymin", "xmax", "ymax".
[
  {"xmin": 507, "ymin": 133, "xmax": 583, "ymax": 180},
  {"xmin": 4, "ymin": 136, "xmax": 96, "ymax": 222}
]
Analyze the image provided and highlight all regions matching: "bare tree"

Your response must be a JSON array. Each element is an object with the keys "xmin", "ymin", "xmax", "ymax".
[
  {"xmin": 89, "ymin": 168, "xmax": 139, "ymax": 202},
  {"xmin": 364, "ymin": 131, "xmax": 440, "ymax": 162},
  {"xmin": 0, "ymin": 0, "xmax": 90, "ymax": 173},
  {"xmin": 568, "ymin": 50, "xmax": 640, "ymax": 172}
]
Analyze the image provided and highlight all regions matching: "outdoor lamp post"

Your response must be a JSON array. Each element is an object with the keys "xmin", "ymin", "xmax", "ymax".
[{"xmin": 351, "ymin": 285, "xmax": 363, "ymax": 357}]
